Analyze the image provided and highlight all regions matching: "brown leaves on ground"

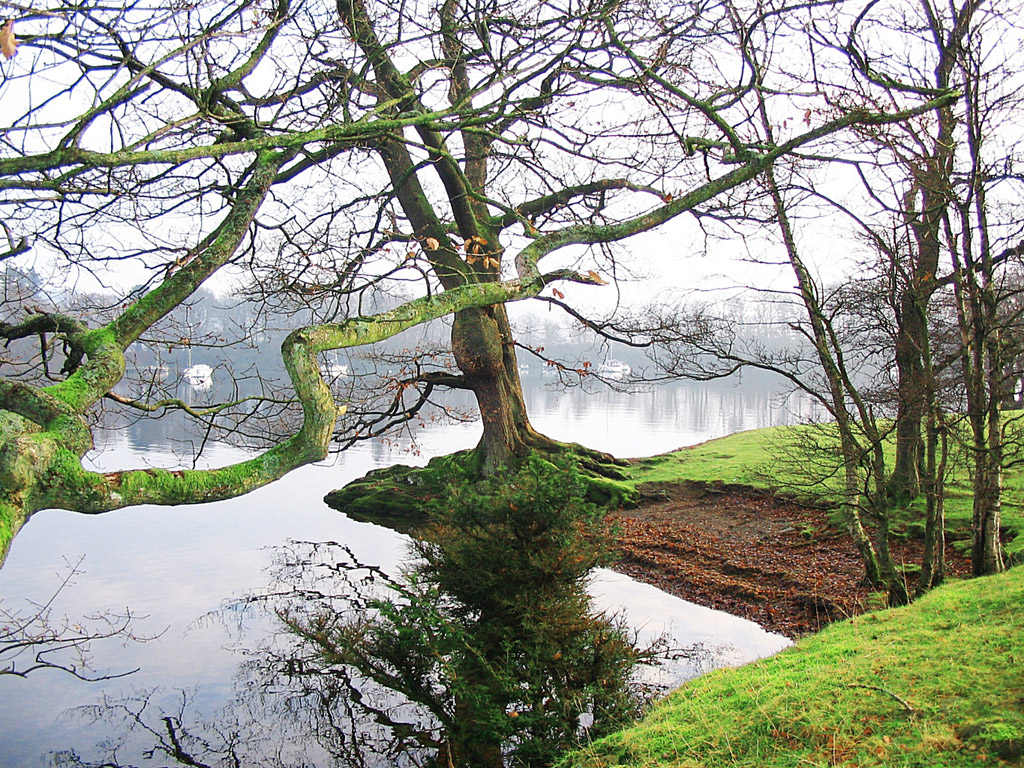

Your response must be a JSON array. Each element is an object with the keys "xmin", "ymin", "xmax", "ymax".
[{"xmin": 613, "ymin": 481, "xmax": 970, "ymax": 638}]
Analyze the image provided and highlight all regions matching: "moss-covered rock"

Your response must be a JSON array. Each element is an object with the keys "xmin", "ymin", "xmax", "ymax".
[{"xmin": 324, "ymin": 450, "xmax": 481, "ymax": 532}]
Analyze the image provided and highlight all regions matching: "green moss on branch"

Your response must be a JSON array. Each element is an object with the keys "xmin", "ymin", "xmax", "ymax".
[{"xmin": 0, "ymin": 242, "xmax": 570, "ymax": 565}]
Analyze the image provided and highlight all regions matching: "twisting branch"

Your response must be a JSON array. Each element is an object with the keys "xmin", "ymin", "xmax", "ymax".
[
  {"xmin": 532, "ymin": 296, "xmax": 651, "ymax": 348},
  {"xmin": 103, "ymin": 391, "xmax": 296, "ymax": 419}
]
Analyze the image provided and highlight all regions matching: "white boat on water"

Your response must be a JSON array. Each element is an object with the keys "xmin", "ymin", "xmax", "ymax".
[
  {"xmin": 183, "ymin": 363, "xmax": 214, "ymax": 389},
  {"xmin": 597, "ymin": 359, "xmax": 631, "ymax": 379}
]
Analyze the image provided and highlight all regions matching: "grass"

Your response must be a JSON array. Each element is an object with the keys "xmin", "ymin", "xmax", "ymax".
[
  {"xmin": 624, "ymin": 422, "xmax": 1024, "ymax": 563},
  {"xmin": 560, "ymin": 565, "xmax": 1024, "ymax": 768},
  {"xmin": 626, "ymin": 425, "xmax": 792, "ymax": 488}
]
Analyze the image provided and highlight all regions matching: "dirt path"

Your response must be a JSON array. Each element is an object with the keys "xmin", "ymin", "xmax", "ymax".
[{"xmin": 612, "ymin": 481, "xmax": 971, "ymax": 638}]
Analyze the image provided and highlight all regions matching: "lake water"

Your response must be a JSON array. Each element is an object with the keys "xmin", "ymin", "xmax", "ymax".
[{"xmin": 0, "ymin": 379, "xmax": 813, "ymax": 767}]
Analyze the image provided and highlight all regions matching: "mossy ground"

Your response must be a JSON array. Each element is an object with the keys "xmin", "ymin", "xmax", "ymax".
[
  {"xmin": 324, "ymin": 443, "xmax": 637, "ymax": 531},
  {"xmin": 560, "ymin": 566, "xmax": 1024, "ymax": 768},
  {"xmin": 324, "ymin": 451, "xmax": 481, "ymax": 532}
]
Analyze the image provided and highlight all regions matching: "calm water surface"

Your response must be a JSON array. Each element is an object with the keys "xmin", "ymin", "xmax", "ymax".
[{"xmin": 0, "ymin": 380, "xmax": 813, "ymax": 767}]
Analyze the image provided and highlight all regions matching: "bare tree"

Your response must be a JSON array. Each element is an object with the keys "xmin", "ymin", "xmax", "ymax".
[
  {"xmin": 0, "ymin": 0, "xmax": 953, "ymax": 565},
  {"xmin": 618, "ymin": 0, "xmax": 1024, "ymax": 598},
  {"xmin": 827, "ymin": 0, "xmax": 1024, "ymax": 576}
]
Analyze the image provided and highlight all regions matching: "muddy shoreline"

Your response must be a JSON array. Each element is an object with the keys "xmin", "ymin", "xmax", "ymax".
[{"xmin": 612, "ymin": 481, "xmax": 971, "ymax": 638}]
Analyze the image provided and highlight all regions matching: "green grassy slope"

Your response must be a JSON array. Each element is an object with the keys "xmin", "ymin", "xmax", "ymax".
[{"xmin": 561, "ymin": 566, "xmax": 1024, "ymax": 767}]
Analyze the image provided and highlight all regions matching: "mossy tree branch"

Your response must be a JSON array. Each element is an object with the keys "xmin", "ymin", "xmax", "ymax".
[{"xmin": 0, "ymin": 232, "xmax": 596, "ymax": 560}]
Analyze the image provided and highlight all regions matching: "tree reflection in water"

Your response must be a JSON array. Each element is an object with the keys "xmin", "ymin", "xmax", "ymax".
[{"xmin": 55, "ymin": 458, "xmax": 666, "ymax": 768}]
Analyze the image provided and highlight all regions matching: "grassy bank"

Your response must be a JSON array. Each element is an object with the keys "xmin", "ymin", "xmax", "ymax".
[
  {"xmin": 560, "ymin": 565, "xmax": 1024, "ymax": 767},
  {"xmin": 623, "ymin": 424, "xmax": 1024, "ymax": 563}
]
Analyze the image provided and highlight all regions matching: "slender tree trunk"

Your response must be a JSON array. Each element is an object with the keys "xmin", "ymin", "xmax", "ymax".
[
  {"xmin": 919, "ymin": 407, "xmax": 947, "ymax": 592},
  {"xmin": 873, "ymin": 513, "xmax": 909, "ymax": 605},
  {"xmin": 867, "ymin": 439, "xmax": 910, "ymax": 605},
  {"xmin": 972, "ymin": 437, "xmax": 1005, "ymax": 576},
  {"xmin": 837, "ymin": 434, "xmax": 883, "ymax": 588},
  {"xmin": 890, "ymin": 310, "xmax": 927, "ymax": 501},
  {"xmin": 758, "ymin": 157, "xmax": 886, "ymax": 591},
  {"xmin": 957, "ymin": 315, "xmax": 1006, "ymax": 576},
  {"xmin": 973, "ymin": 285, "xmax": 1007, "ymax": 575},
  {"xmin": 952, "ymin": 221, "xmax": 1006, "ymax": 577},
  {"xmin": 759, "ymin": 165, "xmax": 886, "ymax": 589},
  {"xmin": 956, "ymin": 18, "xmax": 1006, "ymax": 577},
  {"xmin": 916, "ymin": 306, "xmax": 945, "ymax": 594},
  {"xmin": 970, "ymin": 456, "xmax": 1003, "ymax": 577},
  {"xmin": 956, "ymin": 314, "xmax": 1006, "ymax": 576}
]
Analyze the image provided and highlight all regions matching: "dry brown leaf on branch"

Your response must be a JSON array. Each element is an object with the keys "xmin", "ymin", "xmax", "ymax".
[
  {"xmin": 586, "ymin": 270, "xmax": 609, "ymax": 285},
  {"xmin": 424, "ymin": 237, "xmax": 440, "ymax": 250},
  {"xmin": 464, "ymin": 235, "xmax": 487, "ymax": 255},
  {"xmin": 1, "ymin": 20, "xmax": 19, "ymax": 60},
  {"xmin": 552, "ymin": 288, "xmax": 565, "ymax": 299}
]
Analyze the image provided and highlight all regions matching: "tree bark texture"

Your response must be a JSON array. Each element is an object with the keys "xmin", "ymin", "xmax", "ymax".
[{"xmin": 451, "ymin": 305, "xmax": 538, "ymax": 474}]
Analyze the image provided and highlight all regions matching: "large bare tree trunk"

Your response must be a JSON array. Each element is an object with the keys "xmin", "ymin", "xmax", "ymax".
[{"xmin": 451, "ymin": 305, "xmax": 538, "ymax": 473}]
